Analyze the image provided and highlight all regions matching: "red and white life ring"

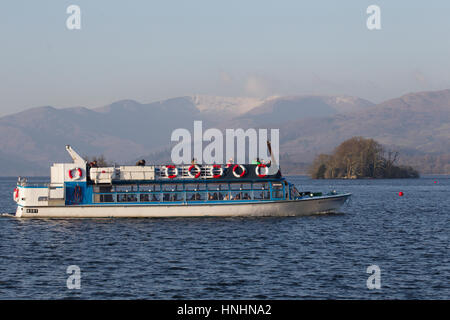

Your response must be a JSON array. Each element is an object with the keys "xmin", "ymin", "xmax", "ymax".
[
  {"xmin": 232, "ymin": 164, "xmax": 247, "ymax": 178},
  {"xmin": 13, "ymin": 188, "xmax": 19, "ymax": 201},
  {"xmin": 165, "ymin": 165, "xmax": 178, "ymax": 179},
  {"xmin": 188, "ymin": 164, "xmax": 201, "ymax": 178},
  {"xmin": 255, "ymin": 164, "xmax": 269, "ymax": 178},
  {"xmin": 210, "ymin": 164, "xmax": 223, "ymax": 178},
  {"xmin": 68, "ymin": 168, "xmax": 83, "ymax": 180}
]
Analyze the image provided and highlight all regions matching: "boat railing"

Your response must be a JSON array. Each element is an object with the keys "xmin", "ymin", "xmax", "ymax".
[
  {"xmin": 17, "ymin": 177, "xmax": 50, "ymax": 187},
  {"xmin": 156, "ymin": 165, "xmax": 226, "ymax": 179},
  {"xmin": 89, "ymin": 163, "xmax": 280, "ymax": 183},
  {"xmin": 18, "ymin": 182, "xmax": 50, "ymax": 188}
]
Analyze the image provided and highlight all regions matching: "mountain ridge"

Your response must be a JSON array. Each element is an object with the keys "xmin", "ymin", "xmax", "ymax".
[{"xmin": 0, "ymin": 90, "xmax": 448, "ymax": 175}]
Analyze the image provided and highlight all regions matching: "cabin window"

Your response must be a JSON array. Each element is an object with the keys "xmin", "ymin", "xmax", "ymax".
[
  {"xmin": 230, "ymin": 191, "xmax": 242, "ymax": 200},
  {"xmin": 230, "ymin": 183, "xmax": 241, "ymax": 191},
  {"xmin": 207, "ymin": 183, "xmax": 225, "ymax": 191},
  {"xmin": 117, "ymin": 193, "xmax": 137, "ymax": 202},
  {"xmin": 186, "ymin": 192, "xmax": 206, "ymax": 201},
  {"xmin": 163, "ymin": 183, "xmax": 183, "ymax": 192},
  {"xmin": 38, "ymin": 196, "xmax": 48, "ymax": 202},
  {"xmin": 243, "ymin": 192, "xmax": 252, "ymax": 200},
  {"xmin": 254, "ymin": 190, "xmax": 270, "ymax": 200},
  {"xmin": 230, "ymin": 183, "xmax": 251, "ymax": 191},
  {"xmin": 140, "ymin": 193, "xmax": 160, "ymax": 202},
  {"xmin": 222, "ymin": 191, "xmax": 231, "ymax": 201},
  {"xmin": 207, "ymin": 192, "xmax": 220, "ymax": 201},
  {"xmin": 230, "ymin": 190, "xmax": 252, "ymax": 200},
  {"xmin": 253, "ymin": 182, "xmax": 268, "ymax": 191},
  {"xmin": 162, "ymin": 192, "xmax": 182, "ymax": 202},
  {"xmin": 115, "ymin": 185, "xmax": 137, "ymax": 192},
  {"xmin": 185, "ymin": 183, "xmax": 206, "ymax": 191},
  {"xmin": 271, "ymin": 183, "xmax": 284, "ymax": 199},
  {"xmin": 93, "ymin": 186, "xmax": 113, "ymax": 193},
  {"xmin": 139, "ymin": 184, "xmax": 160, "ymax": 192},
  {"xmin": 94, "ymin": 194, "xmax": 114, "ymax": 202},
  {"xmin": 100, "ymin": 194, "xmax": 114, "ymax": 202},
  {"xmin": 242, "ymin": 183, "xmax": 252, "ymax": 190},
  {"xmin": 219, "ymin": 191, "xmax": 229, "ymax": 200}
]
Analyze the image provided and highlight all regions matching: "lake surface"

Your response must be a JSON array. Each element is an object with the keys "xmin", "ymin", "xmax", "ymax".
[{"xmin": 0, "ymin": 176, "xmax": 448, "ymax": 299}]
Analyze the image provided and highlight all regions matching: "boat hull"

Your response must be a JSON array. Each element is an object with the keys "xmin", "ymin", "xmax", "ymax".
[{"xmin": 15, "ymin": 194, "xmax": 351, "ymax": 218}]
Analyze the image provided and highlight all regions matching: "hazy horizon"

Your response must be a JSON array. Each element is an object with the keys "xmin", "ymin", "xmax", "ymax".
[{"xmin": 1, "ymin": 0, "xmax": 450, "ymax": 116}]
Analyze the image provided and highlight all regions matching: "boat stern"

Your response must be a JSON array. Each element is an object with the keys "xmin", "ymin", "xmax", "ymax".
[{"xmin": 13, "ymin": 178, "xmax": 52, "ymax": 217}]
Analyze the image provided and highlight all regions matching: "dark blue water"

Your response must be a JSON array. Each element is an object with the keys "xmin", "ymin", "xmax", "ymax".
[{"xmin": 0, "ymin": 176, "xmax": 448, "ymax": 299}]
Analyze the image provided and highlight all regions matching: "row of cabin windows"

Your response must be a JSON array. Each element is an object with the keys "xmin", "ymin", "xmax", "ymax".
[
  {"xmin": 95, "ymin": 191, "xmax": 278, "ymax": 203},
  {"xmin": 94, "ymin": 182, "xmax": 270, "ymax": 193},
  {"xmin": 93, "ymin": 182, "xmax": 284, "ymax": 203}
]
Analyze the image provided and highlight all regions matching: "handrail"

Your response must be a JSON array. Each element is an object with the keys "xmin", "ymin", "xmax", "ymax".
[{"xmin": 17, "ymin": 182, "xmax": 50, "ymax": 187}]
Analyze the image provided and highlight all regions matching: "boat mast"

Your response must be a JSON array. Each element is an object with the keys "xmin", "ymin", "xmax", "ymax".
[
  {"xmin": 267, "ymin": 140, "xmax": 280, "ymax": 175},
  {"xmin": 65, "ymin": 145, "xmax": 87, "ymax": 165}
]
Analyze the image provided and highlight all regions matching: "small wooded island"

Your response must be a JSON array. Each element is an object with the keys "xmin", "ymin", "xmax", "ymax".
[{"xmin": 309, "ymin": 137, "xmax": 419, "ymax": 179}]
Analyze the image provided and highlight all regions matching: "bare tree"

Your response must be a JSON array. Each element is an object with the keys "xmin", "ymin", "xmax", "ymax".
[{"xmin": 309, "ymin": 137, "xmax": 418, "ymax": 179}]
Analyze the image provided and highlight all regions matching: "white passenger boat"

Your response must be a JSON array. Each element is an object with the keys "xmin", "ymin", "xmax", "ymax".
[{"xmin": 13, "ymin": 146, "xmax": 351, "ymax": 218}]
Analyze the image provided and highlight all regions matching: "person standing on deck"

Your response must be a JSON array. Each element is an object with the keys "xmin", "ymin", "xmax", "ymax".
[{"xmin": 252, "ymin": 158, "xmax": 261, "ymax": 165}]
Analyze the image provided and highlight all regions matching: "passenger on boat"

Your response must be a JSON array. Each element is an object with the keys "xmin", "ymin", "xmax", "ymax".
[
  {"xmin": 252, "ymin": 158, "xmax": 261, "ymax": 165},
  {"xmin": 259, "ymin": 192, "xmax": 270, "ymax": 199},
  {"xmin": 127, "ymin": 194, "xmax": 137, "ymax": 202},
  {"xmin": 284, "ymin": 181, "xmax": 289, "ymax": 198},
  {"xmin": 292, "ymin": 186, "xmax": 300, "ymax": 198},
  {"xmin": 136, "ymin": 159, "xmax": 146, "ymax": 166}
]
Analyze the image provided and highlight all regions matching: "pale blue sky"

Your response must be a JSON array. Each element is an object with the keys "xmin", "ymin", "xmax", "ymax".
[{"xmin": 1, "ymin": 0, "xmax": 449, "ymax": 116}]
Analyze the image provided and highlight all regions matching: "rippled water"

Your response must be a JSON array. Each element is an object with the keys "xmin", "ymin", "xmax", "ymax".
[{"xmin": 0, "ymin": 176, "xmax": 448, "ymax": 299}]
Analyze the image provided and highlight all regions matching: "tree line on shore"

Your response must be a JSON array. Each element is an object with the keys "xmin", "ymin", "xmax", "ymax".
[{"xmin": 309, "ymin": 137, "xmax": 419, "ymax": 179}]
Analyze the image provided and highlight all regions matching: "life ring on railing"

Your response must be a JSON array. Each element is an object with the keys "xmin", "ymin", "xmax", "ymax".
[
  {"xmin": 232, "ymin": 164, "xmax": 247, "ymax": 178},
  {"xmin": 255, "ymin": 164, "xmax": 269, "ymax": 178},
  {"xmin": 68, "ymin": 168, "xmax": 83, "ymax": 180},
  {"xmin": 211, "ymin": 164, "xmax": 223, "ymax": 178},
  {"xmin": 13, "ymin": 188, "xmax": 19, "ymax": 201},
  {"xmin": 188, "ymin": 164, "xmax": 201, "ymax": 178},
  {"xmin": 165, "ymin": 165, "xmax": 178, "ymax": 179}
]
